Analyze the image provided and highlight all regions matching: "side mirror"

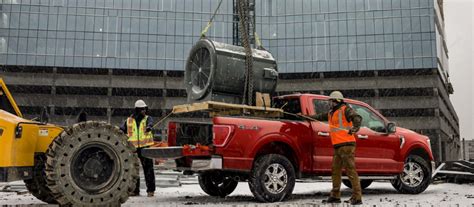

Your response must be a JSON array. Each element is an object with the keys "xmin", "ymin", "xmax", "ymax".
[{"xmin": 386, "ymin": 122, "xmax": 396, "ymax": 134}]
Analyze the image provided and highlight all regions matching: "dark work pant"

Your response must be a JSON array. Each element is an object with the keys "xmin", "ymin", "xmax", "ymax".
[
  {"xmin": 135, "ymin": 148, "xmax": 156, "ymax": 193},
  {"xmin": 330, "ymin": 145, "xmax": 362, "ymax": 200}
]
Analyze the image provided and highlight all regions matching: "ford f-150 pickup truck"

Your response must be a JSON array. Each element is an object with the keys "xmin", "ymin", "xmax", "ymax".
[{"xmin": 143, "ymin": 94, "xmax": 435, "ymax": 202}]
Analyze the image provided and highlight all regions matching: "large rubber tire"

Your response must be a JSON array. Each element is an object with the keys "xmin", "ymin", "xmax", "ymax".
[
  {"xmin": 249, "ymin": 154, "xmax": 296, "ymax": 202},
  {"xmin": 391, "ymin": 155, "xmax": 431, "ymax": 194},
  {"xmin": 342, "ymin": 179, "xmax": 373, "ymax": 190},
  {"xmin": 198, "ymin": 171, "xmax": 238, "ymax": 197},
  {"xmin": 45, "ymin": 121, "xmax": 139, "ymax": 206},
  {"xmin": 24, "ymin": 154, "xmax": 57, "ymax": 204}
]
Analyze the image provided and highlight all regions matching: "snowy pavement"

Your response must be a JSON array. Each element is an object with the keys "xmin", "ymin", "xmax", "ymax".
[{"xmin": 1, "ymin": 180, "xmax": 473, "ymax": 206}]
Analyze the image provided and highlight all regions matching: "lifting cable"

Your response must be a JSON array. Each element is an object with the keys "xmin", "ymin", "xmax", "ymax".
[
  {"xmin": 237, "ymin": 0, "xmax": 254, "ymax": 106},
  {"xmin": 200, "ymin": 0, "xmax": 224, "ymax": 38}
]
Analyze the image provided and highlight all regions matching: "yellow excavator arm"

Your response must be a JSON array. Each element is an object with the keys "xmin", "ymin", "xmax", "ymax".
[
  {"xmin": 0, "ymin": 77, "xmax": 63, "ymax": 182},
  {"xmin": 0, "ymin": 78, "xmax": 23, "ymax": 117}
]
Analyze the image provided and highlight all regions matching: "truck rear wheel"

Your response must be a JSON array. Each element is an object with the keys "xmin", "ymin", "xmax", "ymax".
[
  {"xmin": 198, "ymin": 171, "xmax": 238, "ymax": 197},
  {"xmin": 45, "ymin": 121, "xmax": 139, "ymax": 206},
  {"xmin": 391, "ymin": 155, "xmax": 431, "ymax": 194},
  {"xmin": 342, "ymin": 179, "xmax": 373, "ymax": 190},
  {"xmin": 249, "ymin": 154, "xmax": 295, "ymax": 202},
  {"xmin": 24, "ymin": 154, "xmax": 57, "ymax": 204}
]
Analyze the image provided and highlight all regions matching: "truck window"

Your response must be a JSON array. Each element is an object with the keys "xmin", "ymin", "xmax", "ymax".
[
  {"xmin": 349, "ymin": 104, "xmax": 386, "ymax": 133},
  {"xmin": 0, "ymin": 87, "xmax": 17, "ymax": 115},
  {"xmin": 313, "ymin": 99, "xmax": 330, "ymax": 123},
  {"xmin": 273, "ymin": 98, "xmax": 301, "ymax": 120}
]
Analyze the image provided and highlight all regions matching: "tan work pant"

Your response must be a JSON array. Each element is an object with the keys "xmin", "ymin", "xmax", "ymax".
[{"xmin": 330, "ymin": 145, "xmax": 362, "ymax": 200}]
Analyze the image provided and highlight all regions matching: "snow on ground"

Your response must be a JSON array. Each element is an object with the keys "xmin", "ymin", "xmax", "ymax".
[{"xmin": 1, "ymin": 181, "xmax": 474, "ymax": 206}]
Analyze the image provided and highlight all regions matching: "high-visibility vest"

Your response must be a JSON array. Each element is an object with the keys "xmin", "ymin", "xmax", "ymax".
[
  {"xmin": 126, "ymin": 116, "xmax": 154, "ymax": 148},
  {"xmin": 328, "ymin": 105, "xmax": 356, "ymax": 145}
]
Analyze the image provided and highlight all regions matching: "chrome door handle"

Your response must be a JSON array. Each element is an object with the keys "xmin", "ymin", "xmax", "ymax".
[
  {"xmin": 318, "ymin": 132, "xmax": 330, "ymax": 137},
  {"xmin": 357, "ymin": 134, "xmax": 369, "ymax": 139}
]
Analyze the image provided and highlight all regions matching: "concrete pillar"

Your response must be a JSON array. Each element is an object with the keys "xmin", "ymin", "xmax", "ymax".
[
  {"xmin": 437, "ymin": 133, "xmax": 443, "ymax": 163},
  {"xmin": 163, "ymin": 70, "xmax": 168, "ymax": 116},
  {"xmin": 50, "ymin": 67, "xmax": 57, "ymax": 118},
  {"xmin": 462, "ymin": 138, "xmax": 466, "ymax": 160}
]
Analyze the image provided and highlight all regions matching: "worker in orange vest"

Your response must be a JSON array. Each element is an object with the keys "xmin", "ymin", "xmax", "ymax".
[
  {"xmin": 311, "ymin": 91, "xmax": 363, "ymax": 205},
  {"xmin": 120, "ymin": 99, "xmax": 155, "ymax": 197}
]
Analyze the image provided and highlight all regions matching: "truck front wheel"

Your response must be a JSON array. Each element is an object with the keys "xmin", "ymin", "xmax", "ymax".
[
  {"xmin": 249, "ymin": 154, "xmax": 296, "ymax": 202},
  {"xmin": 198, "ymin": 171, "xmax": 238, "ymax": 197},
  {"xmin": 391, "ymin": 155, "xmax": 431, "ymax": 194}
]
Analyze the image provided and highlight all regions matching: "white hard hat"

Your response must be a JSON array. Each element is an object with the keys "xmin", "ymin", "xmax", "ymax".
[
  {"xmin": 329, "ymin": 91, "xmax": 344, "ymax": 101},
  {"xmin": 135, "ymin": 99, "xmax": 147, "ymax": 108}
]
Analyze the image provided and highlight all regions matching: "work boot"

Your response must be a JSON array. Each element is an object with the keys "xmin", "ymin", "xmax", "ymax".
[
  {"xmin": 322, "ymin": 197, "xmax": 341, "ymax": 203},
  {"xmin": 147, "ymin": 192, "xmax": 154, "ymax": 197},
  {"xmin": 130, "ymin": 192, "xmax": 140, "ymax": 197},
  {"xmin": 344, "ymin": 198, "xmax": 363, "ymax": 205}
]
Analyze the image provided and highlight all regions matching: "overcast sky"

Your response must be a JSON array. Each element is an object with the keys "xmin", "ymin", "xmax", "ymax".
[{"xmin": 445, "ymin": 0, "xmax": 474, "ymax": 140}]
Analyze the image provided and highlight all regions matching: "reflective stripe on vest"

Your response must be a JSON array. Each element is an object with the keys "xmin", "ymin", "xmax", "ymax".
[
  {"xmin": 126, "ymin": 116, "xmax": 154, "ymax": 148},
  {"xmin": 328, "ymin": 105, "xmax": 355, "ymax": 145}
]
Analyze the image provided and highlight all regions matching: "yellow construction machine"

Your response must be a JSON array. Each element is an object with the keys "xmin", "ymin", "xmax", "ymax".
[{"xmin": 0, "ymin": 78, "xmax": 138, "ymax": 206}]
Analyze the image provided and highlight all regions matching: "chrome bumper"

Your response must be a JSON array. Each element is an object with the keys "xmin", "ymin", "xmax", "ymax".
[{"xmin": 157, "ymin": 156, "xmax": 223, "ymax": 172}]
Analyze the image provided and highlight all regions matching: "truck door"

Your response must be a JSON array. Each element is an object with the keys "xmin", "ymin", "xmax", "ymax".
[
  {"xmin": 348, "ymin": 103, "xmax": 401, "ymax": 174},
  {"xmin": 310, "ymin": 99, "xmax": 333, "ymax": 174},
  {"xmin": 0, "ymin": 78, "xmax": 22, "ymax": 117}
]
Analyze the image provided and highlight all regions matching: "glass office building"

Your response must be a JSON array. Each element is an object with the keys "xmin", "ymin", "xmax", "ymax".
[
  {"xmin": 0, "ymin": 0, "xmax": 449, "ymax": 77},
  {"xmin": 0, "ymin": 0, "xmax": 459, "ymax": 162}
]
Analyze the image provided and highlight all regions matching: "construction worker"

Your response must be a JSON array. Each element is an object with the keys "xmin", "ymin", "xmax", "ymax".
[
  {"xmin": 120, "ymin": 99, "xmax": 156, "ymax": 197},
  {"xmin": 310, "ymin": 91, "xmax": 363, "ymax": 205}
]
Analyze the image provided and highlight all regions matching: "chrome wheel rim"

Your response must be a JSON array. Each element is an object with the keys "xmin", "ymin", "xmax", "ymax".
[
  {"xmin": 400, "ymin": 161, "xmax": 424, "ymax": 187},
  {"xmin": 263, "ymin": 163, "xmax": 287, "ymax": 194}
]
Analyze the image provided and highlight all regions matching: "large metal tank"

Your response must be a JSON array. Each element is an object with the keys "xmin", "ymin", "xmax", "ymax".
[{"xmin": 184, "ymin": 39, "xmax": 278, "ymax": 104}]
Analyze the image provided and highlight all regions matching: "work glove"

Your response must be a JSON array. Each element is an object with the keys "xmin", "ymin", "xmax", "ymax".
[
  {"xmin": 146, "ymin": 127, "xmax": 152, "ymax": 133},
  {"xmin": 348, "ymin": 127, "xmax": 360, "ymax": 135}
]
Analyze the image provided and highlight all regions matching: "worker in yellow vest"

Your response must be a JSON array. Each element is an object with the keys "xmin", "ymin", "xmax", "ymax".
[
  {"xmin": 310, "ymin": 91, "xmax": 363, "ymax": 205},
  {"xmin": 120, "ymin": 99, "xmax": 155, "ymax": 197}
]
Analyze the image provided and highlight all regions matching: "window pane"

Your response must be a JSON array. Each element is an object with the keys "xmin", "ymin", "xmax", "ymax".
[{"xmin": 350, "ymin": 104, "xmax": 385, "ymax": 132}]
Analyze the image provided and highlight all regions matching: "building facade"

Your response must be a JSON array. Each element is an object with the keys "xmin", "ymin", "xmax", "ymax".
[
  {"xmin": 465, "ymin": 139, "xmax": 474, "ymax": 161},
  {"xmin": 0, "ymin": 0, "xmax": 459, "ymax": 162}
]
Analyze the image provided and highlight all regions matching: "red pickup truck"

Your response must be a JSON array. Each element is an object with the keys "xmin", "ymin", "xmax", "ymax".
[{"xmin": 143, "ymin": 94, "xmax": 435, "ymax": 202}]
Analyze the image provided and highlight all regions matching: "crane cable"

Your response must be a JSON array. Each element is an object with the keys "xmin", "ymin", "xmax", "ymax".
[
  {"xmin": 200, "ymin": 0, "xmax": 224, "ymax": 38},
  {"xmin": 237, "ymin": 0, "xmax": 254, "ymax": 106}
]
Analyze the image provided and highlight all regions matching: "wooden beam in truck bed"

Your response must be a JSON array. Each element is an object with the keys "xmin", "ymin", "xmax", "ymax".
[{"xmin": 172, "ymin": 101, "xmax": 283, "ymax": 118}]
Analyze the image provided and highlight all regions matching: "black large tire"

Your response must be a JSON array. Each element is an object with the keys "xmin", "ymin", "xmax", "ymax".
[
  {"xmin": 342, "ymin": 179, "xmax": 373, "ymax": 190},
  {"xmin": 198, "ymin": 171, "xmax": 238, "ymax": 197},
  {"xmin": 24, "ymin": 154, "xmax": 57, "ymax": 204},
  {"xmin": 391, "ymin": 155, "xmax": 431, "ymax": 194},
  {"xmin": 45, "ymin": 121, "xmax": 139, "ymax": 206},
  {"xmin": 249, "ymin": 154, "xmax": 296, "ymax": 202}
]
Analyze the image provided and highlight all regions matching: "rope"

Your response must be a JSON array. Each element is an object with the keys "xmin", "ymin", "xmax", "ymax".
[
  {"xmin": 200, "ymin": 0, "xmax": 224, "ymax": 38},
  {"xmin": 282, "ymin": 111, "xmax": 318, "ymax": 122},
  {"xmin": 254, "ymin": 32, "xmax": 264, "ymax": 49},
  {"xmin": 152, "ymin": 111, "xmax": 174, "ymax": 129},
  {"xmin": 282, "ymin": 111, "xmax": 352, "ymax": 131}
]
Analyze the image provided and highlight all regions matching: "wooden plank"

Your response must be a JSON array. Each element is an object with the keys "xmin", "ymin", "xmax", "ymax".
[
  {"xmin": 256, "ymin": 92, "xmax": 271, "ymax": 107},
  {"xmin": 172, "ymin": 101, "xmax": 283, "ymax": 118}
]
